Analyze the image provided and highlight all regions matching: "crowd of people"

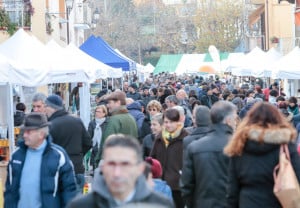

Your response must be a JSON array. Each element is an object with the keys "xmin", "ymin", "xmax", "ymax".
[{"xmin": 8, "ymin": 73, "xmax": 300, "ymax": 208}]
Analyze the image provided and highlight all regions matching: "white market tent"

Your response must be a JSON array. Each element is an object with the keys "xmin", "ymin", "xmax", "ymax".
[
  {"xmin": 0, "ymin": 29, "xmax": 50, "ymax": 86},
  {"xmin": 255, "ymin": 47, "xmax": 282, "ymax": 77},
  {"xmin": 143, "ymin": 63, "xmax": 155, "ymax": 73},
  {"xmin": 46, "ymin": 41, "xmax": 101, "ymax": 83},
  {"xmin": 272, "ymin": 46, "xmax": 300, "ymax": 79},
  {"xmin": 175, "ymin": 54, "xmax": 207, "ymax": 74},
  {"xmin": 0, "ymin": 29, "xmax": 122, "ymax": 155},
  {"xmin": 230, "ymin": 47, "xmax": 267, "ymax": 77},
  {"xmin": 223, "ymin": 53, "xmax": 245, "ymax": 73},
  {"xmin": 0, "ymin": 54, "xmax": 13, "ymax": 83}
]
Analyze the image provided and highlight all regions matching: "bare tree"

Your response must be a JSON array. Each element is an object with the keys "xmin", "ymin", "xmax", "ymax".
[{"xmin": 194, "ymin": 0, "xmax": 244, "ymax": 52}]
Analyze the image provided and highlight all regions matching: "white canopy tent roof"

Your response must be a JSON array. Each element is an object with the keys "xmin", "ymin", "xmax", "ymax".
[
  {"xmin": 175, "ymin": 54, "xmax": 207, "ymax": 74},
  {"xmin": 143, "ymin": 63, "xmax": 155, "ymax": 73},
  {"xmin": 230, "ymin": 47, "xmax": 267, "ymax": 76},
  {"xmin": 223, "ymin": 53, "xmax": 245, "ymax": 73},
  {"xmin": 272, "ymin": 46, "xmax": 300, "ymax": 79},
  {"xmin": 0, "ymin": 29, "xmax": 50, "ymax": 86},
  {"xmin": 255, "ymin": 47, "xmax": 282, "ymax": 77},
  {"xmin": 46, "ymin": 41, "xmax": 99, "ymax": 83}
]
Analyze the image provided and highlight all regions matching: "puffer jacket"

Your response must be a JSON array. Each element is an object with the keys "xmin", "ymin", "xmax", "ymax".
[
  {"xmin": 4, "ymin": 136, "xmax": 77, "ymax": 208},
  {"xmin": 227, "ymin": 126, "xmax": 300, "ymax": 208}
]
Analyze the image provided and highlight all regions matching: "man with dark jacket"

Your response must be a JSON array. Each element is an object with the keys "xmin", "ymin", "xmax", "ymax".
[
  {"xmin": 183, "ymin": 105, "xmax": 212, "ymax": 151},
  {"xmin": 45, "ymin": 95, "xmax": 92, "ymax": 192},
  {"xmin": 67, "ymin": 134, "xmax": 173, "ymax": 208},
  {"xmin": 181, "ymin": 101, "xmax": 237, "ymax": 208},
  {"xmin": 126, "ymin": 83, "xmax": 142, "ymax": 101},
  {"xmin": 5, "ymin": 112, "xmax": 77, "ymax": 208},
  {"xmin": 200, "ymin": 85, "xmax": 219, "ymax": 109}
]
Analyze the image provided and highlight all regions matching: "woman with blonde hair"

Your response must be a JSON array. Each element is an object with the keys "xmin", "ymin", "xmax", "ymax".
[{"xmin": 224, "ymin": 102, "xmax": 300, "ymax": 208}]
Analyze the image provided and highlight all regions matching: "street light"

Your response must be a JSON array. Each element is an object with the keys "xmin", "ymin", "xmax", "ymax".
[
  {"xmin": 65, "ymin": 0, "xmax": 74, "ymax": 44},
  {"xmin": 93, "ymin": 8, "xmax": 100, "ymax": 21}
]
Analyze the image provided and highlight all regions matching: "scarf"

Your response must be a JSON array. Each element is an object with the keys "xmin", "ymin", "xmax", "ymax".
[
  {"xmin": 161, "ymin": 124, "xmax": 183, "ymax": 147},
  {"xmin": 93, "ymin": 118, "xmax": 105, "ymax": 148}
]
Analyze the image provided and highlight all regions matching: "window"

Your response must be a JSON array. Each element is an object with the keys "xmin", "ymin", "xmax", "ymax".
[{"xmin": 2, "ymin": 0, "xmax": 31, "ymax": 28}]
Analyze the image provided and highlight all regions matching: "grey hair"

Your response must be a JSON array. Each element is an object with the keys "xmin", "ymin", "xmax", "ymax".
[
  {"xmin": 32, "ymin": 93, "xmax": 47, "ymax": 103},
  {"xmin": 39, "ymin": 126, "xmax": 49, "ymax": 137},
  {"xmin": 151, "ymin": 113, "xmax": 163, "ymax": 125},
  {"xmin": 165, "ymin": 95, "xmax": 179, "ymax": 105},
  {"xmin": 172, "ymin": 105, "xmax": 185, "ymax": 116},
  {"xmin": 210, "ymin": 101, "xmax": 237, "ymax": 124}
]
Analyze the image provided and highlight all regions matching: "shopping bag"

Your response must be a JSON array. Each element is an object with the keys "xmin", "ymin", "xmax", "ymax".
[{"xmin": 273, "ymin": 144, "xmax": 300, "ymax": 208}]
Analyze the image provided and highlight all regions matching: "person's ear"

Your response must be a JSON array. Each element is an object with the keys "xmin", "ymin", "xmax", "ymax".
[{"xmin": 138, "ymin": 161, "xmax": 146, "ymax": 175}]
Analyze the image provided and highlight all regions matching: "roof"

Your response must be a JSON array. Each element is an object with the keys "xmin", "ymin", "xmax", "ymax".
[{"xmin": 153, "ymin": 54, "xmax": 183, "ymax": 74}]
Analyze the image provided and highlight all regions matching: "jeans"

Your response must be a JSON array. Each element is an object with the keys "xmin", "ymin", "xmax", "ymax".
[{"xmin": 75, "ymin": 174, "xmax": 85, "ymax": 194}]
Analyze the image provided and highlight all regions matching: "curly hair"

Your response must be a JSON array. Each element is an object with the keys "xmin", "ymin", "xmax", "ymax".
[{"xmin": 147, "ymin": 100, "xmax": 162, "ymax": 112}]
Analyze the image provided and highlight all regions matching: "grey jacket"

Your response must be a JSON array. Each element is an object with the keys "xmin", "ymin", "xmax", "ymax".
[{"xmin": 67, "ymin": 170, "xmax": 174, "ymax": 208}]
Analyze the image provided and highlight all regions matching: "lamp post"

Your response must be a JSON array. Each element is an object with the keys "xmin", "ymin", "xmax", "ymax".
[
  {"xmin": 65, "ymin": 0, "xmax": 74, "ymax": 44},
  {"xmin": 89, "ymin": 8, "xmax": 100, "ymax": 31},
  {"xmin": 93, "ymin": 8, "xmax": 100, "ymax": 22}
]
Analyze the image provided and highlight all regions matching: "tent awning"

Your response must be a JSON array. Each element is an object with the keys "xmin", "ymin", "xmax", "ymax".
[
  {"xmin": 80, "ymin": 36, "xmax": 135, "ymax": 71},
  {"xmin": 153, "ymin": 54, "xmax": 183, "ymax": 74},
  {"xmin": 204, "ymin": 52, "xmax": 229, "ymax": 62}
]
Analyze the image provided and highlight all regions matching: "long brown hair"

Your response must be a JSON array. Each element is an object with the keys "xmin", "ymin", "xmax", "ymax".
[{"xmin": 224, "ymin": 102, "xmax": 296, "ymax": 156}]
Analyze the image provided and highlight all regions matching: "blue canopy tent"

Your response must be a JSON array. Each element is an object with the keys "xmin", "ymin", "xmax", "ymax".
[{"xmin": 80, "ymin": 35, "xmax": 136, "ymax": 71}]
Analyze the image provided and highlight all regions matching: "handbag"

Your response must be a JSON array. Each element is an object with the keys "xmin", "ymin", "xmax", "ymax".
[{"xmin": 273, "ymin": 144, "xmax": 300, "ymax": 208}]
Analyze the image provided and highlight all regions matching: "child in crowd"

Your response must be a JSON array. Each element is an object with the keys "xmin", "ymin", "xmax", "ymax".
[{"xmin": 145, "ymin": 157, "xmax": 173, "ymax": 201}]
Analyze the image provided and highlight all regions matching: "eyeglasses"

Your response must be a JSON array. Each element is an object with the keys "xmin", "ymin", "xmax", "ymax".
[
  {"xmin": 95, "ymin": 111, "xmax": 103, "ymax": 113},
  {"xmin": 103, "ymin": 161, "xmax": 140, "ymax": 170},
  {"xmin": 148, "ymin": 108, "xmax": 157, "ymax": 111}
]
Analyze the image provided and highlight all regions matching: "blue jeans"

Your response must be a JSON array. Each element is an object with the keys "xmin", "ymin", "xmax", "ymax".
[{"xmin": 75, "ymin": 174, "xmax": 85, "ymax": 194}]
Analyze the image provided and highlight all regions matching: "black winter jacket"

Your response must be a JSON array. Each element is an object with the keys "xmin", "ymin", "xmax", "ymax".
[
  {"xmin": 181, "ymin": 123, "xmax": 233, "ymax": 208},
  {"xmin": 226, "ymin": 126, "xmax": 300, "ymax": 208},
  {"xmin": 48, "ymin": 109, "xmax": 92, "ymax": 174}
]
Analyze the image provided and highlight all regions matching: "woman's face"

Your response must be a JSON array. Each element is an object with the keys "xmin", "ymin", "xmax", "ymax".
[
  {"xmin": 148, "ymin": 107, "xmax": 159, "ymax": 117},
  {"xmin": 151, "ymin": 120, "xmax": 162, "ymax": 135},
  {"xmin": 163, "ymin": 117, "xmax": 179, "ymax": 133},
  {"xmin": 95, "ymin": 108, "xmax": 106, "ymax": 119}
]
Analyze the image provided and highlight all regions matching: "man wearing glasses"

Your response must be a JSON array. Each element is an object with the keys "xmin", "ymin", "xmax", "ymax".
[{"xmin": 67, "ymin": 134, "xmax": 173, "ymax": 208}]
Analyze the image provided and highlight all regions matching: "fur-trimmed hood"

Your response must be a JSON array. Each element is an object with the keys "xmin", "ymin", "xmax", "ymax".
[
  {"xmin": 244, "ymin": 125, "xmax": 296, "ymax": 154},
  {"xmin": 248, "ymin": 126, "xmax": 295, "ymax": 144}
]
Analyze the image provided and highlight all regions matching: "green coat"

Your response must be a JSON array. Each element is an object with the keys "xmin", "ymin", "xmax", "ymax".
[{"xmin": 100, "ymin": 106, "xmax": 138, "ymax": 152}]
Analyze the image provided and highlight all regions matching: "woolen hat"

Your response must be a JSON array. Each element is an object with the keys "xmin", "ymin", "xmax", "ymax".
[
  {"xmin": 145, "ymin": 157, "xmax": 162, "ymax": 178},
  {"xmin": 45, "ymin": 94, "xmax": 63, "ymax": 109},
  {"xmin": 21, "ymin": 112, "xmax": 50, "ymax": 130},
  {"xmin": 195, "ymin": 105, "xmax": 211, "ymax": 127}
]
